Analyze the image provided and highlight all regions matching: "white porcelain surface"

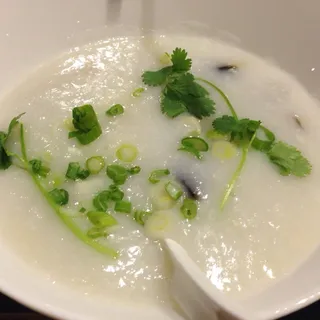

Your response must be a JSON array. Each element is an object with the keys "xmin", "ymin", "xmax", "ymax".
[{"xmin": 0, "ymin": 1, "xmax": 320, "ymax": 319}]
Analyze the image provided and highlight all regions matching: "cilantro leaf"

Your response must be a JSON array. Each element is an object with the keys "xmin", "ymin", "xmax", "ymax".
[
  {"xmin": 142, "ymin": 48, "xmax": 216, "ymax": 119},
  {"xmin": 142, "ymin": 67, "xmax": 172, "ymax": 86},
  {"xmin": 213, "ymin": 115, "xmax": 261, "ymax": 145},
  {"xmin": 267, "ymin": 141, "xmax": 311, "ymax": 177},
  {"xmin": 171, "ymin": 48, "xmax": 192, "ymax": 72},
  {"xmin": 183, "ymin": 96, "xmax": 215, "ymax": 119},
  {"xmin": 161, "ymin": 96, "xmax": 186, "ymax": 118}
]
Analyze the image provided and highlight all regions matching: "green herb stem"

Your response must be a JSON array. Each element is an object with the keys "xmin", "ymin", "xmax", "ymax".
[
  {"xmin": 19, "ymin": 124, "xmax": 118, "ymax": 258},
  {"xmin": 220, "ymin": 132, "xmax": 256, "ymax": 210},
  {"xmin": 196, "ymin": 78, "xmax": 238, "ymax": 120}
]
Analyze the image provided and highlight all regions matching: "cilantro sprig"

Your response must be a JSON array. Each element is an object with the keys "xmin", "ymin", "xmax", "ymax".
[
  {"xmin": 197, "ymin": 78, "xmax": 312, "ymax": 209},
  {"xmin": 142, "ymin": 48, "xmax": 216, "ymax": 119}
]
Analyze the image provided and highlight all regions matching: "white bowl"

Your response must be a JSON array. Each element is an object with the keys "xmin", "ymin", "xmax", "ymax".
[{"xmin": 0, "ymin": 1, "xmax": 319, "ymax": 319}]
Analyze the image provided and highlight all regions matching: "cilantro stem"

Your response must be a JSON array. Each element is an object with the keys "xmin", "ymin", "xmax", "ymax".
[
  {"xmin": 19, "ymin": 124, "xmax": 118, "ymax": 259},
  {"xmin": 196, "ymin": 78, "xmax": 238, "ymax": 120},
  {"xmin": 220, "ymin": 132, "xmax": 256, "ymax": 210}
]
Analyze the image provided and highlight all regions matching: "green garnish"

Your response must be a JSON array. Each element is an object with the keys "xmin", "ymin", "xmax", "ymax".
[
  {"xmin": 106, "ymin": 164, "xmax": 129, "ymax": 185},
  {"xmin": 0, "ymin": 113, "xmax": 25, "ymax": 169},
  {"xmin": 87, "ymin": 211, "xmax": 118, "ymax": 228},
  {"xmin": 86, "ymin": 156, "xmax": 105, "ymax": 174},
  {"xmin": 114, "ymin": 200, "xmax": 132, "ymax": 213},
  {"xmin": 79, "ymin": 207, "xmax": 86, "ymax": 213},
  {"xmin": 106, "ymin": 104, "xmax": 124, "ymax": 117},
  {"xmin": 149, "ymin": 169, "xmax": 170, "ymax": 184},
  {"xmin": 49, "ymin": 188, "xmax": 69, "ymax": 206},
  {"xmin": 93, "ymin": 185, "xmax": 125, "ymax": 211},
  {"xmin": 87, "ymin": 227, "xmax": 108, "ymax": 239},
  {"xmin": 133, "ymin": 210, "xmax": 152, "ymax": 226},
  {"xmin": 127, "ymin": 166, "xmax": 141, "ymax": 175},
  {"xmin": 66, "ymin": 162, "xmax": 90, "ymax": 181},
  {"xmin": 178, "ymin": 137, "xmax": 209, "ymax": 159},
  {"xmin": 213, "ymin": 115, "xmax": 261, "ymax": 146},
  {"xmin": 0, "ymin": 120, "xmax": 118, "ymax": 258},
  {"xmin": 68, "ymin": 105, "xmax": 102, "ymax": 145},
  {"xmin": 199, "ymin": 77, "xmax": 311, "ymax": 208},
  {"xmin": 29, "ymin": 159, "xmax": 50, "ymax": 178},
  {"xmin": 142, "ymin": 48, "xmax": 215, "ymax": 119},
  {"xmin": 116, "ymin": 144, "xmax": 138, "ymax": 163},
  {"xmin": 108, "ymin": 184, "xmax": 125, "ymax": 201},
  {"xmin": 267, "ymin": 141, "xmax": 312, "ymax": 177},
  {"xmin": 93, "ymin": 190, "xmax": 110, "ymax": 211},
  {"xmin": 180, "ymin": 198, "xmax": 197, "ymax": 219},
  {"xmin": 132, "ymin": 88, "xmax": 145, "ymax": 97},
  {"xmin": 165, "ymin": 181, "xmax": 183, "ymax": 200}
]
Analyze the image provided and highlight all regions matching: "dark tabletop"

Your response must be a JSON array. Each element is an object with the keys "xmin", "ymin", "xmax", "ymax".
[{"xmin": 0, "ymin": 293, "xmax": 319, "ymax": 319}]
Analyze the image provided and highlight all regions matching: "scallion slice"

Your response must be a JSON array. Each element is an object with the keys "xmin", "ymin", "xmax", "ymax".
[
  {"xmin": 132, "ymin": 87, "xmax": 145, "ymax": 97},
  {"xmin": 178, "ymin": 137, "xmax": 209, "ymax": 159},
  {"xmin": 66, "ymin": 162, "xmax": 90, "ymax": 181},
  {"xmin": 49, "ymin": 188, "xmax": 69, "ymax": 206},
  {"xmin": 86, "ymin": 156, "xmax": 105, "ymax": 174},
  {"xmin": 127, "ymin": 166, "xmax": 141, "ymax": 175},
  {"xmin": 116, "ymin": 144, "xmax": 138, "ymax": 163},
  {"xmin": 106, "ymin": 104, "xmax": 124, "ymax": 117},
  {"xmin": 69, "ymin": 105, "xmax": 102, "ymax": 145},
  {"xmin": 108, "ymin": 185, "xmax": 124, "ymax": 201},
  {"xmin": 165, "ymin": 181, "xmax": 183, "ymax": 200},
  {"xmin": 133, "ymin": 210, "xmax": 152, "ymax": 226},
  {"xmin": 87, "ymin": 211, "xmax": 118, "ymax": 228},
  {"xmin": 149, "ymin": 169, "xmax": 170, "ymax": 184},
  {"xmin": 106, "ymin": 164, "xmax": 128, "ymax": 185},
  {"xmin": 114, "ymin": 200, "xmax": 132, "ymax": 213},
  {"xmin": 87, "ymin": 226, "xmax": 108, "ymax": 239},
  {"xmin": 180, "ymin": 198, "xmax": 197, "ymax": 219},
  {"xmin": 93, "ymin": 190, "xmax": 110, "ymax": 212},
  {"xmin": 79, "ymin": 207, "xmax": 86, "ymax": 213}
]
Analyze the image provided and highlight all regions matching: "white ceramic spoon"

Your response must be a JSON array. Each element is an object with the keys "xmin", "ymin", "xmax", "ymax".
[{"xmin": 163, "ymin": 239, "xmax": 264, "ymax": 320}]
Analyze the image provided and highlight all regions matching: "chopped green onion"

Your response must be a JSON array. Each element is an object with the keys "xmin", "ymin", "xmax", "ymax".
[
  {"xmin": 93, "ymin": 190, "xmax": 110, "ymax": 211},
  {"xmin": 144, "ymin": 210, "xmax": 174, "ymax": 239},
  {"xmin": 132, "ymin": 87, "xmax": 145, "ymax": 97},
  {"xmin": 86, "ymin": 156, "xmax": 105, "ymax": 174},
  {"xmin": 106, "ymin": 104, "xmax": 124, "ymax": 117},
  {"xmin": 87, "ymin": 226, "xmax": 108, "ymax": 239},
  {"xmin": 180, "ymin": 198, "xmax": 197, "ymax": 219},
  {"xmin": 66, "ymin": 162, "xmax": 90, "ymax": 180},
  {"xmin": 114, "ymin": 200, "xmax": 132, "ymax": 213},
  {"xmin": 165, "ymin": 181, "xmax": 183, "ymax": 200},
  {"xmin": 127, "ymin": 166, "xmax": 141, "ymax": 175},
  {"xmin": 116, "ymin": 144, "xmax": 138, "ymax": 163},
  {"xmin": 108, "ymin": 185, "xmax": 124, "ymax": 201},
  {"xmin": 87, "ymin": 211, "xmax": 118, "ymax": 228},
  {"xmin": 178, "ymin": 137, "xmax": 209, "ymax": 159},
  {"xmin": 79, "ymin": 207, "xmax": 86, "ymax": 213},
  {"xmin": 149, "ymin": 169, "xmax": 170, "ymax": 184},
  {"xmin": 49, "ymin": 188, "xmax": 69, "ymax": 206},
  {"xmin": 106, "ymin": 164, "xmax": 128, "ymax": 185},
  {"xmin": 134, "ymin": 210, "xmax": 152, "ymax": 226},
  {"xmin": 29, "ymin": 159, "xmax": 50, "ymax": 178},
  {"xmin": 69, "ymin": 104, "xmax": 102, "ymax": 145},
  {"xmin": 181, "ymin": 137, "xmax": 208, "ymax": 151},
  {"xmin": 151, "ymin": 182, "xmax": 176, "ymax": 210}
]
